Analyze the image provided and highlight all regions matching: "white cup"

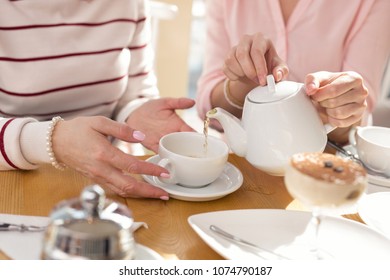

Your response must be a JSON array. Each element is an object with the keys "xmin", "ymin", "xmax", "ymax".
[
  {"xmin": 349, "ymin": 126, "xmax": 390, "ymax": 176},
  {"xmin": 156, "ymin": 132, "xmax": 229, "ymax": 188}
]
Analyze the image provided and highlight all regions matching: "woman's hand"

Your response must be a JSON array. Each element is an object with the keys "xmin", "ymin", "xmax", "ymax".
[
  {"xmin": 223, "ymin": 32, "xmax": 289, "ymax": 86},
  {"xmin": 52, "ymin": 116, "xmax": 171, "ymax": 199},
  {"xmin": 305, "ymin": 71, "xmax": 368, "ymax": 128},
  {"xmin": 126, "ymin": 97, "xmax": 196, "ymax": 152}
]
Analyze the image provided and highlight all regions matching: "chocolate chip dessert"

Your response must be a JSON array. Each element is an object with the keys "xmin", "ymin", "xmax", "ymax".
[{"xmin": 284, "ymin": 152, "xmax": 367, "ymax": 209}]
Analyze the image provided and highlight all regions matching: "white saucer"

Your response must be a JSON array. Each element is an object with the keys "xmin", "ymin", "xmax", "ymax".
[
  {"xmin": 142, "ymin": 155, "xmax": 243, "ymax": 201},
  {"xmin": 358, "ymin": 192, "xmax": 390, "ymax": 238},
  {"xmin": 336, "ymin": 145, "xmax": 390, "ymax": 188}
]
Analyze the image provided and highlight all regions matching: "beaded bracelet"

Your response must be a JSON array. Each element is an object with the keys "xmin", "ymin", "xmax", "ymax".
[
  {"xmin": 223, "ymin": 79, "xmax": 244, "ymax": 110},
  {"xmin": 46, "ymin": 116, "xmax": 66, "ymax": 171}
]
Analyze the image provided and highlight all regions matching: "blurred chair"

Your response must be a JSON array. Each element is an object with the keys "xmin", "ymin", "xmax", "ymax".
[
  {"xmin": 150, "ymin": 1, "xmax": 179, "ymax": 52},
  {"xmin": 116, "ymin": 1, "xmax": 179, "ymax": 156},
  {"xmin": 372, "ymin": 60, "xmax": 390, "ymax": 128}
]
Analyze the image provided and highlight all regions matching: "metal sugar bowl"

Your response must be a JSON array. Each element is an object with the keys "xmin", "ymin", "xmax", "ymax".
[{"xmin": 42, "ymin": 185, "xmax": 135, "ymax": 260}]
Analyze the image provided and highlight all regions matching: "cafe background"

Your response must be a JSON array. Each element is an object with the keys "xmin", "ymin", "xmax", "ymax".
[
  {"xmin": 152, "ymin": 0, "xmax": 390, "ymax": 136},
  {"xmin": 151, "ymin": 0, "xmax": 207, "ymax": 137},
  {"xmin": 1, "ymin": 1, "xmax": 390, "ymax": 264}
]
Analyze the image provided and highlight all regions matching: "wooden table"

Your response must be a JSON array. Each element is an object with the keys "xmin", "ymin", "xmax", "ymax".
[{"xmin": 0, "ymin": 154, "xmax": 361, "ymax": 260}]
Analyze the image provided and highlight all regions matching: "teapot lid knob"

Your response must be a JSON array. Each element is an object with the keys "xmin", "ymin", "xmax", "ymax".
[
  {"xmin": 80, "ymin": 184, "xmax": 105, "ymax": 218},
  {"xmin": 247, "ymin": 77, "xmax": 300, "ymax": 103},
  {"xmin": 266, "ymin": 75, "xmax": 276, "ymax": 93}
]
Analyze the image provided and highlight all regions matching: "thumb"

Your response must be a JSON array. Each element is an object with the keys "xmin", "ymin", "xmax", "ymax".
[
  {"xmin": 304, "ymin": 73, "xmax": 321, "ymax": 96},
  {"xmin": 304, "ymin": 71, "xmax": 343, "ymax": 96},
  {"xmin": 165, "ymin": 97, "xmax": 196, "ymax": 110}
]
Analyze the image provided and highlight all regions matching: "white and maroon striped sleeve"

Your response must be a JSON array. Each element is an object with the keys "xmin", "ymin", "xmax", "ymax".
[{"xmin": 0, "ymin": 117, "xmax": 43, "ymax": 170}]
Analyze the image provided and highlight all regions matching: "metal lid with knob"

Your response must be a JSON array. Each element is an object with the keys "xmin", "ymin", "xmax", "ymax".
[{"xmin": 41, "ymin": 185, "xmax": 135, "ymax": 260}]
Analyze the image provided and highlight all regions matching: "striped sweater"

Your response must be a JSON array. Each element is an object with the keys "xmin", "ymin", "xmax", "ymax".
[{"xmin": 0, "ymin": 0, "xmax": 158, "ymax": 170}]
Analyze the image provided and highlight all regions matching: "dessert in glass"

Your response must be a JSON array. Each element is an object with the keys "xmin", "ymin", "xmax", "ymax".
[{"xmin": 284, "ymin": 152, "xmax": 367, "ymax": 259}]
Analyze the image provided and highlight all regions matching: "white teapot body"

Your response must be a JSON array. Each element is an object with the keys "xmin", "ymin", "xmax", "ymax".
[{"xmin": 207, "ymin": 80, "xmax": 333, "ymax": 176}]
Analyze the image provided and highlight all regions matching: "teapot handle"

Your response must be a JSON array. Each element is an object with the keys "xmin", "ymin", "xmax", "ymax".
[{"xmin": 324, "ymin": 123, "xmax": 336, "ymax": 134}]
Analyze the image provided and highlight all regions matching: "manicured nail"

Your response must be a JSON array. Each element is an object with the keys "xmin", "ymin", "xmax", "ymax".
[
  {"xmin": 160, "ymin": 172, "xmax": 170, "ymax": 178},
  {"xmin": 133, "ymin": 130, "xmax": 145, "ymax": 141},
  {"xmin": 160, "ymin": 196, "xmax": 169, "ymax": 201},
  {"xmin": 277, "ymin": 70, "xmax": 283, "ymax": 81}
]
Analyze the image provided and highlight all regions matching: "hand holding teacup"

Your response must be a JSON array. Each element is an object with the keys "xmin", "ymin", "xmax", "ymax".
[{"xmin": 156, "ymin": 132, "xmax": 229, "ymax": 187}]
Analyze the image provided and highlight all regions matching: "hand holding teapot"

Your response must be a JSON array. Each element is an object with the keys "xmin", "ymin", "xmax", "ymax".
[{"xmin": 305, "ymin": 71, "xmax": 368, "ymax": 129}]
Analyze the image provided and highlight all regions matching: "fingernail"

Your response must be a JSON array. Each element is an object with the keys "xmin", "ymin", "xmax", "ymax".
[
  {"xmin": 160, "ymin": 172, "xmax": 170, "ymax": 178},
  {"xmin": 160, "ymin": 196, "xmax": 169, "ymax": 201},
  {"xmin": 133, "ymin": 130, "xmax": 145, "ymax": 141},
  {"xmin": 277, "ymin": 70, "xmax": 283, "ymax": 81}
]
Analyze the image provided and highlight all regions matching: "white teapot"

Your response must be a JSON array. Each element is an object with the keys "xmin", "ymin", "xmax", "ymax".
[{"xmin": 206, "ymin": 76, "xmax": 334, "ymax": 176}]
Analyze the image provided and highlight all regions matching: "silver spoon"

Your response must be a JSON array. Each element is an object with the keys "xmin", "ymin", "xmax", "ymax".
[
  {"xmin": 326, "ymin": 140, "xmax": 390, "ymax": 179},
  {"xmin": 0, "ymin": 222, "xmax": 46, "ymax": 232},
  {"xmin": 209, "ymin": 225, "xmax": 289, "ymax": 260}
]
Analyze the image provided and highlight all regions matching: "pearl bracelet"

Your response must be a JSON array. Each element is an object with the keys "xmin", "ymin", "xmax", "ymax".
[
  {"xmin": 223, "ymin": 79, "xmax": 244, "ymax": 110},
  {"xmin": 46, "ymin": 116, "xmax": 66, "ymax": 171}
]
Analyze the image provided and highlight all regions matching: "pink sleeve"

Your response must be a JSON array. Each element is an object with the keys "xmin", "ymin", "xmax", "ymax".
[
  {"xmin": 342, "ymin": 0, "xmax": 390, "ymax": 113},
  {"xmin": 195, "ymin": 0, "xmax": 230, "ymax": 119}
]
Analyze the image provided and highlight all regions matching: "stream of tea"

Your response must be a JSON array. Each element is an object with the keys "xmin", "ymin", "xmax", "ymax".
[{"xmin": 203, "ymin": 116, "xmax": 210, "ymax": 156}]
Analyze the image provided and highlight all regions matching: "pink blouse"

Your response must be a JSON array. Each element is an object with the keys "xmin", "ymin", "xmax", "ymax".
[{"xmin": 196, "ymin": 0, "xmax": 390, "ymax": 121}]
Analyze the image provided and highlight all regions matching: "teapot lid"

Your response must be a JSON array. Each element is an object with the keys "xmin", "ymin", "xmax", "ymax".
[{"xmin": 247, "ymin": 75, "xmax": 301, "ymax": 103}]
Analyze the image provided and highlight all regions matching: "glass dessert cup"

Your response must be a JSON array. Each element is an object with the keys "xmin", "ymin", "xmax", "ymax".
[{"xmin": 284, "ymin": 153, "xmax": 367, "ymax": 259}]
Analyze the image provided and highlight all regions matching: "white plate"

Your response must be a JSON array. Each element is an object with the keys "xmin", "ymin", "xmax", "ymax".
[
  {"xmin": 336, "ymin": 145, "xmax": 390, "ymax": 188},
  {"xmin": 142, "ymin": 155, "xmax": 243, "ymax": 201},
  {"xmin": 358, "ymin": 192, "xmax": 390, "ymax": 238},
  {"xmin": 135, "ymin": 244, "xmax": 164, "ymax": 260},
  {"xmin": 188, "ymin": 209, "xmax": 390, "ymax": 260}
]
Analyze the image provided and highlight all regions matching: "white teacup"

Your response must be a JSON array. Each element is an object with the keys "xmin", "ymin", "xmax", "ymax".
[
  {"xmin": 349, "ymin": 126, "xmax": 390, "ymax": 176},
  {"xmin": 156, "ymin": 132, "xmax": 229, "ymax": 187}
]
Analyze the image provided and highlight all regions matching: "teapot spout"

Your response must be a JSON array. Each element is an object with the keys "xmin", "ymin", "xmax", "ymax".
[{"xmin": 206, "ymin": 107, "xmax": 247, "ymax": 157}]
